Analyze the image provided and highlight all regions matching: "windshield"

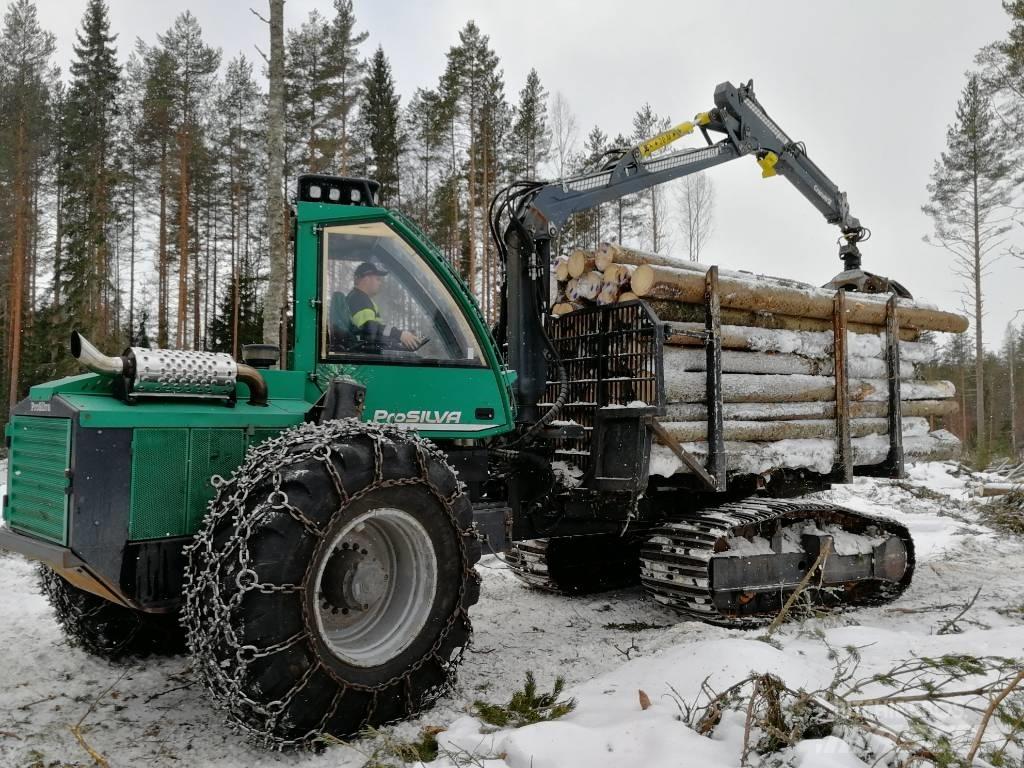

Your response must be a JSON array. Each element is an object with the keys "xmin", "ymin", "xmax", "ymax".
[{"xmin": 321, "ymin": 221, "xmax": 484, "ymax": 366}]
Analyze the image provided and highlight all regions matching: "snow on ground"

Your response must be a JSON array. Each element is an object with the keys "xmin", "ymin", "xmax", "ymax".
[{"xmin": 1, "ymin": 461, "xmax": 1023, "ymax": 767}]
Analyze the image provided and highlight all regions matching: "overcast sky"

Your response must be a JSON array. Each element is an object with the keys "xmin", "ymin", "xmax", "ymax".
[{"xmin": 32, "ymin": 0, "xmax": 1023, "ymax": 347}]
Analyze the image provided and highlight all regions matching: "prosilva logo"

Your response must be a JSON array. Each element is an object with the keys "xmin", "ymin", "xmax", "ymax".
[{"xmin": 372, "ymin": 409, "xmax": 463, "ymax": 425}]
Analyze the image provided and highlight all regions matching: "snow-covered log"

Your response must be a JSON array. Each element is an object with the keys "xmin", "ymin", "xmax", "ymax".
[
  {"xmin": 661, "ymin": 399, "xmax": 957, "ymax": 422},
  {"xmin": 656, "ymin": 416, "xmax": 929, "ymax": 443},
  {"xmin": 644, "ymin": 300, "xmax": 921, "ymax": 339},
  {"xmin": 663, "ymin": 322, "xmax": 939, "ymax": 363},
  {"xmin": 664, "ymin": 371, "xmax": 955, "ymax": 404},
  {"xmin": 663, "ymin": 346, "xmax": 917, "ymax": 379},
  {"xmin": 603, "ymin": 263, "xmax": 636, "ymax": 287},
  {"xmin": 597, "ymin": 242, "xmax": 816, "ymax": 291},
  {"xmin": 567, "ymin": 271, "xmax": 603, "ymax": 302},
  {"xmin": 554, "ymin": 256, "xmax": 570, "ymax": 282},
  {"xmin": 596, "ymin": 281, "xmax": 621, "ymax": 305},
  {"xmin": 632, "ymin": 264, "xmax": 968, "ymax": 333},
  {"xmin": 648, "ymin": 429, "xmax": 961, "ymax": 477}
]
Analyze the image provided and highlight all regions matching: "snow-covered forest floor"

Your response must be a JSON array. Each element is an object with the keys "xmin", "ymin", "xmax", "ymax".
[{"xmin": 2, "ymin": 461, "xmax": 1023, "ymax": 768}]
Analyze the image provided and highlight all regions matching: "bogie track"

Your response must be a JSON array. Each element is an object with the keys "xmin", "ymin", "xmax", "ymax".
[{"xmin": 640, "ymin": 498, "xmax": 914, "ymax": 628}]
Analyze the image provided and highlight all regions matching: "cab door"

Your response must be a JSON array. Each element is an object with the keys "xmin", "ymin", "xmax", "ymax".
[{"xmin": 313, "ymin": 218, "xmax": 513, "ymax": 439}]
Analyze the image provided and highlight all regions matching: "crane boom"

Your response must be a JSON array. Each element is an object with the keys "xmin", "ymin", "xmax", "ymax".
[
  {"xmin": 496, "ymin": 79, "xmax": 905, "ymax": 425},
  {"xmin": 519, "ymin": 80, "xmax": 869, "ymax": 272}
]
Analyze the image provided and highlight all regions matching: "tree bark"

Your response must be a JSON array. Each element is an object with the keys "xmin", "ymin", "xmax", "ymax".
[
  {"xmin": 665, "ymin": 371, "xmax": 955, "ymax": 404},
  {"xmin": 662, "ymin": 399, "xmax": 957, "ymax": 422},
  {"xmin": 8, "ymin": 119, "xmax": 28, "ymax": 409},
  {"xmin": 663, "ymin": 346, "xmax": 917, "ymax": 379},
  {"xmin": 645, "ymin": 300, "xmax": 921, "ymax": 339},
  {"xmin": 632, "ymin": 264, "xmax": 968, "ymax": 333},
  {"xmin": 262, "ymin": 0, "xmax": 287, "ymax": 353},
  {"xmin": 658, "ymin": 416, "xmax": 929, "ymax": 443},
  {"xmin": 176, "ymin": 128, "xmax": 190, "ymax": 347}
]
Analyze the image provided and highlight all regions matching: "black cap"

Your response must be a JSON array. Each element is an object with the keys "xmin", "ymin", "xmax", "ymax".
[{"xmin": 354, "ymin": 261, "xmax": 388, "ymax": 279}]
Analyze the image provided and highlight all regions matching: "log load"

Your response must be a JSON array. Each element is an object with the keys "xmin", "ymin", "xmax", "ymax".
[
  {"xmin": 647, "ymin": 429, "xmax": 961, "ymax": 478},
  {"xmin": 568, "ymin": 249, "xmax": 598, "ymax": 278},
  {"xmin": 631, "ymin": 263, "xmax": 968, "ymax": 333},
  {"xmin": 664, "ymin": 371, "xmax": 955, "ymax": 404},
  {"xmin": 546, "ymin": 243, "xmax": 966, "ymax": 477},
  {"xmin": 661, "ymin": 399, "xmax": 957, "ymax": 422},
  {"xmin": 663, "ymin": 346, "xmax": 918, "ymax": 379},
  {"xmin": 662, "ymin": 323, "xmax": 938, "ymax": 363}
]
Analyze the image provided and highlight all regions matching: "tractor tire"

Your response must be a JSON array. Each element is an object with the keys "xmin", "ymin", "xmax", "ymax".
[
  {"xmin": 37, "ymin": 566, "xmax": 185, "ymax": 660},
  {"xmin": 183, "ymin": 420, "xmax": 481, "ymax": 748}
]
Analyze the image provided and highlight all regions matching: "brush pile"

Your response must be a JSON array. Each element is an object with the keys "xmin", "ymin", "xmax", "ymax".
[{"xmin": 551, "ymin": 243, "xmax": 967, "ymax": 478}]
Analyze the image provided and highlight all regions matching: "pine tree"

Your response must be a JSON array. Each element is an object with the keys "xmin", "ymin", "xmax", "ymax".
[
  {"xmin": 262, "ymin": 0, "xmax": 287, "ymax": 349},
  {"xmin": 923, "ymin": 73, "xmax": 1015, "ymax": 467},
  {"xmin": 157, "ymin": 11, "xmax": 220, "ymax": 348},
  {"xmin": 60, "ymin": 0, "xmax": 119, "ymax": 352},
  {"xmin": 134, "ymin": 43, "xmax": 176, "ymax": 347},
  {"xmin": 405, "ymin": 87, "xmax": 445, "ymax": 226},
  {"xmin": 328, "ymin": 0, "xmax": 368, "ymax": 173},
  {"xmin": 632, "ymin": 103, "xmax": 671, "ymax": 252},
  {"xmin": 442, "ymin": 21, "xmax": 501, "ymax": 285},
  {"xmin": 209, "ymin": 273, "xmax": 262, "ymax": 353},
  {"xmin": 285, "ymin": 9, "xmax": 339, "ymax": 174},
  {"xmin": 358, "ymin": 46, "xmax": 402, "ymax": 206},
  {"xmin": 510, "ymin": 68, "xmax": 550, "ymax": 179},
  {"xmin": 216, "ymin": 54, "xmax": 264, "ymax": 358},
  {"xmin": 0, "ymin": 0, "xmax": 58, "ymax": 410}
]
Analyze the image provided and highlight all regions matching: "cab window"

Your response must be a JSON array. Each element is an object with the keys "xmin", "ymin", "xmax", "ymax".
[{"xmin": 321, "ymin": 221, "xmax": 484, "ymax": 366}]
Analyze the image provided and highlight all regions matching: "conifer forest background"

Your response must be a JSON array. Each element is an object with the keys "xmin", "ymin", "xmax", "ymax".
[{"xmin": 1, "ymin": 0, "xmax": 1023, "ymax": 466}]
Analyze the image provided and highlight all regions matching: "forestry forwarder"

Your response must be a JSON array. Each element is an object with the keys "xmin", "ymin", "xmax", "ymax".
[{"xmin": 1, "ymin": 80, "xmax": 922, "ymax": 746}]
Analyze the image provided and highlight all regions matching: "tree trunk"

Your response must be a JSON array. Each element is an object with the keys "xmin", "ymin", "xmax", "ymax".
[
  {"xmin": 176, "ymin": 127, "xmax": 191, "ymax": 347},
  {"xmin": 663, "ymin": 346, "xmax": 917, "ymax": 379},
  {"xmin": 658, "ymin": 416, "xmax": 929, "ymax": 443},
  {"xmin": 663, "ymin": 399, "xmax": 957, "ymax": 422},
  {"xmin": 645, "ymin": 300, "xmax": 920, "ymax": 340},
  {"xmin": 664, "ymin": 371, "xmax": 955, "ymax": 404},
  {"xmin": 262, "ymin": 0, "xmax": 287, "ymax": 353},
  {"xmin": 8, "ymin": 119, "xmax": 28, "ymax": 409},
  {"xmin": 158, "ymin": 140, "xmax": 169, "ymax": 347},
  {"xmin": 631, "ymin": 264, "xmax": 968, "ymax": 333},
  {"xmin": 973, "ymin": 171, "xmax": 986, "ymax": 463}
]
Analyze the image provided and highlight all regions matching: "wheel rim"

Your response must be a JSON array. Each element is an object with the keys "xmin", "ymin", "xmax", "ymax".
[{"xmin": 312, "ymin": 507, "xmax": 438, "ymax": 668}]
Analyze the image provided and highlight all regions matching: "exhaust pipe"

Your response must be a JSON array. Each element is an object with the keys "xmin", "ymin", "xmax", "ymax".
[
  {"xmin": 69, "ymin": 330, "xmax": 268, "ymax": 407},
  {"xmin": 70, "ymin": 330, "xmax": 126, "ymax": 376}
]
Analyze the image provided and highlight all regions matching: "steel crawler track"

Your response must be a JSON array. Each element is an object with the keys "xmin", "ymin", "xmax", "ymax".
[{"xmin": 639, "ymin": 498, "xmax": 915, "ymax": 628}]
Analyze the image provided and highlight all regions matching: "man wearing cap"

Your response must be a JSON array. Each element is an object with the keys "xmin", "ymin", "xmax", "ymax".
[{"xmin": 346, "ymin": 261, "xmax": 422, "ymax": 351}]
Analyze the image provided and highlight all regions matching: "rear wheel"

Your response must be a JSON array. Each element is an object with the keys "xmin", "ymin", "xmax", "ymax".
[
  {"xmin": 38, "ymin": 566, "xmax": 185, "ymax": 659},
  {"xmin": 183, "ymin": 420, "xmax": 480, "ymax": 747}
]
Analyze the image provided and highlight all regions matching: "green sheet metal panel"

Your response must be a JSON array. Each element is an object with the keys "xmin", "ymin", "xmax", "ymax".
[
  {"xmin": 5, "ymin": 416, "xmax": 72, "ymax": 544},
  {"xmin": 186, "ymin": 429, "xmax": 247, "ymax": 531},
  {"xmin": 129, "ymin": 428, "xmax": 189, "ymax": 540}
]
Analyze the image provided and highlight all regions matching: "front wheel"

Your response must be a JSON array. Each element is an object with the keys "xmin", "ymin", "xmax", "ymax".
[{"xmin": 182, "ymin": 421, "xmax": 481, "ymax": 747}]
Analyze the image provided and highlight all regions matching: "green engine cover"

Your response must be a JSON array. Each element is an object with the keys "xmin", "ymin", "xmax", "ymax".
[
  {"xmin": 128, "ymin": 427, "xmax": 280, "ymax": 540},
  {"xmin": 4, "ymin": 415, "xmax": 72, "ymax": 544}
]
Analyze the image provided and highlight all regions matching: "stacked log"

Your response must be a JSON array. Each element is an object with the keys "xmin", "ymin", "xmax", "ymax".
[{"xmin": 550, "ymin": 242, "xmax": 967, "ymax": 478}]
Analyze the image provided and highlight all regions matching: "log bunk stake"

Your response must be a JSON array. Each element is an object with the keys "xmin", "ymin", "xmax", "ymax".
[
  {"xmin": 885, "ymin": 295, "xmax": 905, "ymax": 478},
  {"xmin": 705, "ymin": 266, "xmax": 726, "ymax": 491},
  {"xmin": 833, "ymin": 290, "xmax": 853, "ymax": 483}
]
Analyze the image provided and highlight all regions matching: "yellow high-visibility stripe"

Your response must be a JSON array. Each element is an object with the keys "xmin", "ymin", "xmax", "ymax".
[{"xmin": 351, "ymin": 308, "xmax": 377, "ymax": 328}]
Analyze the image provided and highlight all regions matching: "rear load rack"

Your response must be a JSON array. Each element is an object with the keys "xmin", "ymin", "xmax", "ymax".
[{"xmin": 544, "ymin": 267, "xmax": 908, "ymax": 496}]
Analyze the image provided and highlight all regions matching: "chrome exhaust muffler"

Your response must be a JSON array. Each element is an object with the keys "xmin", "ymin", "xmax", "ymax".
[{"xmin": 69, "ymin": 330, "xmax": 267, "ymax": 406}]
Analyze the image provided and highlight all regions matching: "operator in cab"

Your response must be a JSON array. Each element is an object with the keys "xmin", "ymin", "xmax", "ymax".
[{"xmin": 345, "ymin": 261, "xmax": 422, "ymax": 351}]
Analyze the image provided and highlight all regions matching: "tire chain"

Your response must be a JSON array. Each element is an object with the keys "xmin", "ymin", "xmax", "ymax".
[
  {"xmin": 181, "ymin": 418, "xmax": 480, "ymax": 750},
  {"xmin": 639, "ymin": 497, "xmax": 915, "ymax": 629}
]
